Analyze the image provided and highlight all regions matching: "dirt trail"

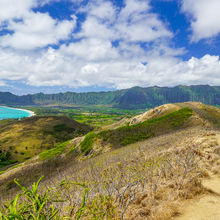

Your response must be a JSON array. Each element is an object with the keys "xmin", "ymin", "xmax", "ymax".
[{"xmin": 175, "ymin": 134, "xmax": 220, "ymax": 220}]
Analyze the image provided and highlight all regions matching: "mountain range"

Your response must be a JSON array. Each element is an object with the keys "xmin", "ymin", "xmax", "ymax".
[{"xmin": 1, "ymin": 85, "xmax": 220, "ymax": 109}]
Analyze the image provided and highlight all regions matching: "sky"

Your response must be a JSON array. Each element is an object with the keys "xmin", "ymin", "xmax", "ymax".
[{"xmin": 0, "ymin": 0, "xmax": 220, "ymax": 94}]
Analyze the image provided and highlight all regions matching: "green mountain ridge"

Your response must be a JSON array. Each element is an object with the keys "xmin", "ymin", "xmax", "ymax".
[{"xmin": 2, "ymin": 85, "xmax": 220, "ymax": 109}]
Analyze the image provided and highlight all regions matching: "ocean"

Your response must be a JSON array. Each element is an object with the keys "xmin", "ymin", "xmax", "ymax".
[{"xmin": 0, "ymin": 106, "xmax": 32, "ymax": 120}]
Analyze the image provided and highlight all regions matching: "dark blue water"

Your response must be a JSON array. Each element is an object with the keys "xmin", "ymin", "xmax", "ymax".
[{"xmin": 0, "ymin": 106, "xmax": 32, "ymax": 120}]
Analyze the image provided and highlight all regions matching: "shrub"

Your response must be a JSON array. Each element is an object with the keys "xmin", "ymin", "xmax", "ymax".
[
  {"xmin": 39, "ymin": 140, "xmax": 70, "ymax": 160},
  {"xmin": 80, "ymin": 132, "xmax": 96, "ymax": 155}
]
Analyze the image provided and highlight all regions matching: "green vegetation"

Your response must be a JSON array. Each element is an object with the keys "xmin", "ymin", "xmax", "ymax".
[
  {"xmin": 80, "ymin": 132, "xmax": 96, "ymax": 155},
  {"xmin": 98, "ymin": 107, "xmax": 193, "ymax": 147},
  {"xmin": 0, "ymin": 151, "xmax": 17, "ymax": 168},
  {"xmin": 73, "ymin": 107, "xmax": 193, "ymax": 154},
  {"xmin": 0, "ymin": 116, "xmax": 91, "ymax": 163},
  {"xmin": 3, "ymin": 103, "xmax": 220, "ymax": 219},
  {"xmin": 26, "ymin": 105, "xmax": 141, "ymax": 127},
  {"xmin": 0, "ymin": 177, "xmax": 60, "ymax": 219},
  {"xmin": 0, "ymin": 144, "xmax": 203, "ymax": 219},
  {"xmin": 3, "ymin": 85, "xmax": 220, "ymax": 110},
  {"xmin": 39, "ymin": 141, "xmax": 70, "ymax": 160},
  {"xmin": 53, "ymin": 123, "xmax": 75, "ymax": 132}
]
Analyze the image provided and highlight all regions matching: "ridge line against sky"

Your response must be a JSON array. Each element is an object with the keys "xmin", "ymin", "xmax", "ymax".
[{"xmin": 0, "ymin": 0, "xmax": 220, "ymax": 94}]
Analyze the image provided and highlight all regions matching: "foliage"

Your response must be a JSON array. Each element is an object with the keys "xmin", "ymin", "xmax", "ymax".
[
  {"xmin": 0, "ymin": 151, "xmax": 11, "ymax": 162},
  {"xmin": 2, "ymin": 85, "xmax": 220, "ymax": 109},
  {"xmin": 0, "ymin": 144, "xmax": 202, "ymax": 219},
  {"xmin": 0, "ymin": 177, "xmax": 91, "ymax": 220},
  {"xmin": 39, "ymin": 141, "xmax": 70, "ymax": 160},
  {"xmin": 53, "ymin": 124, "xmax": 75, "ymax": 132},
  {"xmin": 0, "ymin": 176, "xmax": 60, "ymax": 220},
  {"xmin": 26, "ymin": 105, "xmax": 140, "ymax": 127},
  {"xmin": 99, "ymin": 107, "xmax": 193, "ymax": 146},
  {"xmin": 0, "ymin": 151, "xmax": 17, "ymax": 168},
  {"xmin": 80, "ymin": 132, "xmax": 96, "ymax": 155}
]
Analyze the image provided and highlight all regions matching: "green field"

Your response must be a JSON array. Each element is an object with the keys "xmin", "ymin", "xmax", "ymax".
[{"xmin": 23, "ymin": 105, "xmax": 143, "ymax": 127}]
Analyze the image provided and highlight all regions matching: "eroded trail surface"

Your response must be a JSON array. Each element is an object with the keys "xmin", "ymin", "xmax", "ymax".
[{"xmin": 175, "ymin": 134, "xmax": 220, "ymax": 220}]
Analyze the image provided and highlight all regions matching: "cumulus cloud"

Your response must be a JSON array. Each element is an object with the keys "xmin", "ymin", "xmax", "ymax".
[
  {"xmin": 0, "ymin": 0, "xmax": 76, "ymax": 50},
  {"xmin": 79, "ymin": 0, "xmax": 172, "ymax": 42},
  {"xmin": 182, "ymin": 0, "xmax": 220, "ymax": 42},
  {"xmin": 0, "ymin": 46, "xmax": 220, "ymax": 89},
  {"xmin": 0, "ymin": 0, "xmax": 37, "ymax": 22},
  {"xmin": 0, "ymin": 13, "xmax": 76, "ymax": 50},
  {"xmin": 0, "ymin": 0, "xmax": 219, "ymax": 91}
]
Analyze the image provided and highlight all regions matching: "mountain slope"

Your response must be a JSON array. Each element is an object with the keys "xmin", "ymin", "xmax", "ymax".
[
  {"xmin": 75, "ymin": 102, "xmax": 218, "ymax": 155},
  {"xmin": 2, "ymin": 85, "xmax": 220, "ymax": 109},
  {"xmin": 2, "ymin": 102, "xmax": 220, "ymax": 219},
  {"xmin": 0, "ymin": 116, "xmax": 91, "ymax": 163}
]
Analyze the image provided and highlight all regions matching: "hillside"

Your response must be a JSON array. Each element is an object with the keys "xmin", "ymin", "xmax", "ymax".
[
  {"xmin": 2, "ymin": 85, "xmax": 220, "ymax": 109},
  {"xmin": 2, "ymin": 102, "xmax": 220, "ymax": 219},
  {"xmin": 0, "ymin": 116, "xmax": 91, "ymax": 166},
  {"xmin": 0, "ymin": 102, "xmax": 215, "ymax": 177},
  {"xmin": 73, "ymin": 102, "xmax": 220, "ymax": 156}
]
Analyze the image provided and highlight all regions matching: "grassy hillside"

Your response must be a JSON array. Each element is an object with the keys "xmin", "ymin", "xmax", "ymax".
[
  {"xmin": 1, "ymin": 102, "xmax": 218, "ymax": 171},
  {"xmin": 2, "ymin": 102, "xmax": 220, "ymax": 219},
  {"xmin": 0, "ymin": 102, "xmax": 220, "ymax": 220},
  {"xmin": 73, "ymin": 102, "xmax": 220, "ymax": 157},
  {"xmin": 1, "ymin": 119, "xmax": 219, "ymax": 219},
  {"xmin": 0, "ymin": 116, "xmax": 91, "ymax": 163},
  {"xmin": 78, "ymin": 106, "xmax": 194, "ymax": 155}
]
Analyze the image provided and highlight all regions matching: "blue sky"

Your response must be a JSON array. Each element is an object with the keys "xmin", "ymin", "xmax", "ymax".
[{"xmin": 0, "ymin": 0, "xmax": 220, "ymax": 94}]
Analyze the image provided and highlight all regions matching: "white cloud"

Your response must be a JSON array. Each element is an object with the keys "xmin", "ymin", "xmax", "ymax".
[
  {"xmin": 0, "ymin": 0, "xmax": 76, "ymax": 50},
  {"xmin": 79, "ymin": 0, "xmax": 172, "ymax": 42},
  {"xmin": 0, "ymin": 12, "xmax": 76, "ymax": 50},
  {"xmin": 0, "ymin": 0, "xmax": 37, "ymax": 22},
  {"xmin": 0, "ymin": 0, "xmax": 219, "ymax": 91},
  {"xmin": 0, "ymin": 45, "xmax": 220, "ymax": 89},
  {"xmin": 60, "ymin": 38, "xmax": 119, "ymax": 61},
  {"xmin": 182, "ymin": 0, "xmax": 220, "ymax": 42}
]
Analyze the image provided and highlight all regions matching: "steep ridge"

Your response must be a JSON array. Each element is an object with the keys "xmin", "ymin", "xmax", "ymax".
[
  {"xmin": 1, "ymin": 85, "xmax": 220, "ymax": 109},
  {"xmin": 73, "ymin": 102, "xmax": 220, "ymax": 157}
]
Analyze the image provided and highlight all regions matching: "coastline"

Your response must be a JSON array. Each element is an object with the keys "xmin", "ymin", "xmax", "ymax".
[{"xmin": 0, "ymin": 106, "xmax": 35, "ymax": 117}]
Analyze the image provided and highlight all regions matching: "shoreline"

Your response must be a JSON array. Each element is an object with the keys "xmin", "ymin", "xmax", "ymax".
[{"xmin": 0, "ymin": 106, "xmax": 35, "ymax": 117}]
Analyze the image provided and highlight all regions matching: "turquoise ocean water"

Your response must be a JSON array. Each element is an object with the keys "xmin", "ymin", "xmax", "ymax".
[{"xmin": 0, "ymin": 106, "xmax": 31, "ymax": 120}]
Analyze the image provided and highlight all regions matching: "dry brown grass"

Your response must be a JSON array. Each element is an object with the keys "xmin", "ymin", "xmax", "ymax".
[{"xmin": 2, "ymin": 101, "xmax": 220, "ymax": 219}]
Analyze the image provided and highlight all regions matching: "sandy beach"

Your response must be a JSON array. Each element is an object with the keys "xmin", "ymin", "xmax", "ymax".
[
  {"xmin": 0, "ymin": 106, "xmax": 35, "ymax": 117},
  {"xmin": 19, "ymin": 108, "xmax": 35, "ymax": 117}
]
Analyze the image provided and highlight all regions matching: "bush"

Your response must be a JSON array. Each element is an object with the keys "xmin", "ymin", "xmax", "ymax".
[
  {"xmin": 39, "ymin": 140, "xmax": 70, "ymax": 160},
  {"xmin": 80, "ymin": 132, "xmax": 96, "ymax": 155}
]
